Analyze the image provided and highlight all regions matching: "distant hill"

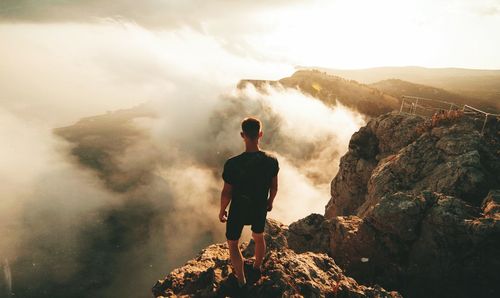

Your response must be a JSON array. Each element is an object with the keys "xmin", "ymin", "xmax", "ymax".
[
  {"xmin": 54, "ymin": 103, "xmax": 157, "ymax": 192},
  {"xmin": 240, "ymin": 70, "xmax": 400, "ymax": 117},
  {"xmin": 299, "ymin": 66, "xmax": 500, "ymax": 112}
]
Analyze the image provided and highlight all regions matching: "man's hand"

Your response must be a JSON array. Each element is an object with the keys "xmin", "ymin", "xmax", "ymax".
[
  {"xmin": 219, "ymin": 210, "xmax": 228, "ymax": 223},
  {"xmin": 267, "ymin": 200, "xmax": 273, "ymax": 212}
]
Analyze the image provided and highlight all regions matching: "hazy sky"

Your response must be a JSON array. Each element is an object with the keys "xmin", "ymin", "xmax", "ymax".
[
  {"xmin": 0, "ymin": 2, "xmax": 498, "ymax": 295},
  {"xmin": 1, "ymin": 0, "xmax": 499, "ymax": 69}
]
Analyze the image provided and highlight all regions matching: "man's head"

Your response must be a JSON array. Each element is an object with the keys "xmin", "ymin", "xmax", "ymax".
[{"xmin": 240, "ymin": 117, "xmax": 263, "ymax": 141}]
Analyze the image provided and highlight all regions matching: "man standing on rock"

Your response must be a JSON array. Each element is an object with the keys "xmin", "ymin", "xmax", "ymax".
[{"xmin": 219, "ymin": 117, "xmax": 279, "ymax": 288}]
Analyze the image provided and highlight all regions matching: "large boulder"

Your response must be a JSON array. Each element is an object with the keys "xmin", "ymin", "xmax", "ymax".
[
  {"xmin": 326, "ymin": 112, "xmax": 424, "ymax": 217},
  {"xmin": 316, "ymin": 112, "xmax": 499, "ymax": 297},
  {"xmin": 292, "ymin": 191, "xmax": 500, "ymax": 297},
  {"xmin": 326, "ymin": 111, "xmax": 500, "ymax": 218},
  {"xmin": 286, "ymin": 214, "xmax": 330, "ymax": 253}
]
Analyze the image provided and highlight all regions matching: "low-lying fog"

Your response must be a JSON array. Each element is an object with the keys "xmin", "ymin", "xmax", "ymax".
[{"xmin": 0, "ymin": 21, "xmax": 365, "ymax": 297}]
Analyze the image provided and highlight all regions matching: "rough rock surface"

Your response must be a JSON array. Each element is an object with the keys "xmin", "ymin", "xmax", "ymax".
[
  {"xmin": 290, "ymin": 191, "xmax": 500, "ymax": 298},
  {"xmin": 286, "ymin": 213, "xmax": 330, "ymax": 254},
  {"xmin": 325, "ymin": 112, "xmax": 424, "ymax": 217},
  {"xmin": 326, "ymin": 111, "xmax": 500, "ymax": 218},
  {"xmin": 320, "ymin": 112, "xmax": 500, "ymax": 297},
  {"xmin": 152, "ymin": 219, "xmax": 401, "ymax": 298},
  {"xmin": 482, "ymin": 190, "xmax": 500, "ymax": 219}
]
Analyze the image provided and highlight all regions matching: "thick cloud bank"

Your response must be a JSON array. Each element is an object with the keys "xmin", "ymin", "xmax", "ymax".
[{"xmin": 0, "ymin": 21, "xmax": 365, "ymax": 297}]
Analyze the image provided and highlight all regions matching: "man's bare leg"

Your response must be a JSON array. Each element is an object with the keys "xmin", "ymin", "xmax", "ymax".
[
  {"xmin": 227, "ymin": 239, "xmax": 246, "ymax": 285},
  {"xmin": 252, "ymin": 232, "xmax": 266, "ymax": 270}
]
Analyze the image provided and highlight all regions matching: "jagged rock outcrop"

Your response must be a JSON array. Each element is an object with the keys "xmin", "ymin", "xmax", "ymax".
[
  {"xmin": 289, "ymin": 190, "xmax": 500, "ymax": 298},
  {"xmin": 325, "ymin": 112, "xmax": 424, "ymax": 217},
  {"xmin": 326, "ymin": 111, "xmax": 499, "ymax": 218},
  {"xmin": 318, "ymin": 112, "xmax": 500, "ymax": 297},
  {"xmin": 331, "ymin": 191, "xmax": 500, "ymax": 297},
  {"xmin": 152, "ymin": 219, "xmax": 401, "ymax": 298}
]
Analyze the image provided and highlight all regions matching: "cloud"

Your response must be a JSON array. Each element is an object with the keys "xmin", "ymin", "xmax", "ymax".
[
  {"xmin": 0, "ymin": 21, "xmax": 292, "ymax": 127},
  {"xmin": 0, "ymin": 19, "xmax": 365, "ymax": 297},
  {"xmin": 0, "ymin": 106, "xmax": 122, "ymax": 297},
  {"xmin": 0, "ymin": 0, "xmax": 307, "ymax": 28},
  {"xmin": 476, "ymin": 6, "xmax": 500, "ymax": 16}
]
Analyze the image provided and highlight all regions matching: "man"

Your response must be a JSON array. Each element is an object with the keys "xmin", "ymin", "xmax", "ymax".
[{"xmin": 219, "ymin": 117, "xmax": 279, "ymax": 288}]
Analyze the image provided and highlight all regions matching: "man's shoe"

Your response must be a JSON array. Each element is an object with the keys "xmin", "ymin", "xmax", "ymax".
[
  {"xmin": 220, "ymin": 273, "xmax": 248, "ymax": 297},
  {"xmin": 236, "ymin": 282, "xmax": 250, "ymax": 297},
  {"xmin": 245, "ymin": 263, "xmax": 262, "ymax": 284}
]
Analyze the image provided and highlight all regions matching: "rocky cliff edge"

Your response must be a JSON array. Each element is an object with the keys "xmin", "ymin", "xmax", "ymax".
[
  {"xmin": 153, "ymin": 111, "xmax": 499, "ymax": 297},
  {"xmin": 152, "ymin": 219, "xmax": 401, "ymax": 298}
]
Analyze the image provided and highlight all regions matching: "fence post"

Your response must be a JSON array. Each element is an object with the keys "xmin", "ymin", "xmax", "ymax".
[{"xmin": 481, "ymin": 114, "xmax": 488, "ymax": 134}]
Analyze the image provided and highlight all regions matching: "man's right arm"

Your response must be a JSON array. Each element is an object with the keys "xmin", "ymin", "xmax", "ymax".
[
  {"xmin": 220, "ymin": 160, "xmax": 234, "ymax": 222},
  {"xmin": 267, "ymin": 175, "xmax": 278, "ymax": 211}
]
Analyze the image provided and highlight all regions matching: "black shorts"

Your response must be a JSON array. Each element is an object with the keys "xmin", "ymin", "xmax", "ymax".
[{"xmin": 225, "ymin": 210, "xmax": 267, "ymax": 240}]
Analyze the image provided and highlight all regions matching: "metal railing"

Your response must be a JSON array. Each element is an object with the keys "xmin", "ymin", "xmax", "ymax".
[
  {"xmin": 399, "ymin": 95, "xmax": 500, "ymax": 134},
  {"xmin": 462, "ymin": 104, "xmax": 500, "ymax": 134}
]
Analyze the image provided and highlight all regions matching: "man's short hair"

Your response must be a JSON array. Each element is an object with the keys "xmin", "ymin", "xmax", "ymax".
[{"xmin": 241, "ymin": 117, "xmax": 261, "ymax": 139}]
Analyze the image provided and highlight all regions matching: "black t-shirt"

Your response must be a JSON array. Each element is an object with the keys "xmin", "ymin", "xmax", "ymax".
[{"xmin": 222, "ymin": 150, "xmax": 279, "ymax": 224}]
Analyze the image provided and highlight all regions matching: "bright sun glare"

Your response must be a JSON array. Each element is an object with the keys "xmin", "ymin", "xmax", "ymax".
[{"xmin": 249, "ymin": 0, "xmax": 500, "ymax": 69}]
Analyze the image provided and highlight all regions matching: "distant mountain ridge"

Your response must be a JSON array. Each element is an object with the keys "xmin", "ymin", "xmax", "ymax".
[
  {"xmin": 241, "ymin": 68, "xmax": 499, "ymax": 117},
  {"xmin": 298, "ymin": 66, "xmax": 500, "ymax": 84},
  {"xmin": 298, "ymin": 66, "xmax": 500, "ymax": 111},
  {"xmin": 240, "ymin": 70, "xmax": 400, "ymax": 117},
  {"xmin": 369, "ymin": 79, "xmax": 491, "ymax": 110}
]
